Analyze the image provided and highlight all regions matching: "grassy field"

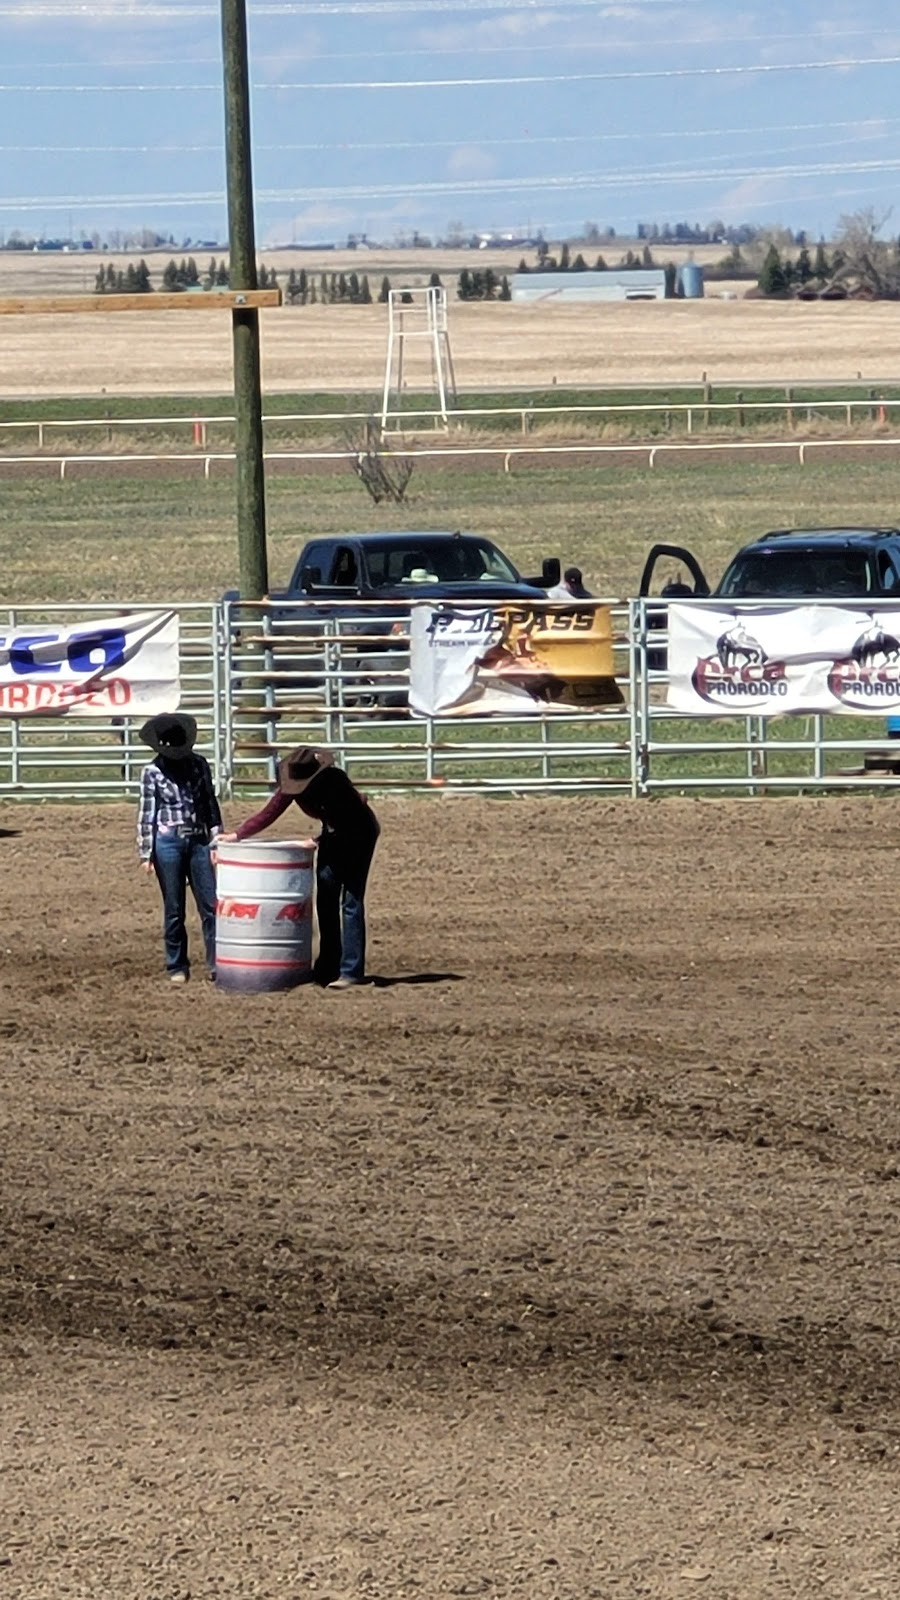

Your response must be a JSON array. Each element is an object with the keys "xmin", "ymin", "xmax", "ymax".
[{"xmin": 4, "ymin": 449, "xmax": 900, "ymax": 606}]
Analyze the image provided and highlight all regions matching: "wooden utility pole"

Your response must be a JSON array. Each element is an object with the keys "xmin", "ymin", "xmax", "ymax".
[{"xmin": 221, "ymin": 0, "xmax": 269, "ymax": 600}]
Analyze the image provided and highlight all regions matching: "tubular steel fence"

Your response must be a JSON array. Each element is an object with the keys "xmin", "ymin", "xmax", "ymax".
[{"xmin": 2, "ymin": 596, "xmax": 900, "ymax": 800}]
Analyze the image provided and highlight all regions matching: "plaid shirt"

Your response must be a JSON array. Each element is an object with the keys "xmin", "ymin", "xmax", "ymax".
[{"xmin": 137, "ymin": 754, "xmax": 222, "ymax": 861}]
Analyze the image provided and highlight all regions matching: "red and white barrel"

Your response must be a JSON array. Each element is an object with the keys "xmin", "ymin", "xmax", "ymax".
[{"xmin": 215, "ymin": 839, "xmax": 314, "ymax": 993}]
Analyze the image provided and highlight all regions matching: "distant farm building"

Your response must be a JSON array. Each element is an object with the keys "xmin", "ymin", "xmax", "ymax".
[{"xmin": 512, "ymin": 269, "xmax": 667, "ymax": 303}]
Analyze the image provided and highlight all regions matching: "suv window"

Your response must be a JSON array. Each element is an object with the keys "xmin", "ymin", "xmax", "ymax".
[
  {"xmin": 877, "ymin": 549, "xmax": 900, "ymax": 591},
  {"xmin": 718, "ymin": 546, "xmax": 875, "ymax": 598}
]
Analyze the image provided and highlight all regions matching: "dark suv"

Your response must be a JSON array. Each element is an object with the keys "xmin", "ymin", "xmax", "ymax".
[{"xmin": 639, "ymin": 526, "xmax": 900, "ymax": 668}]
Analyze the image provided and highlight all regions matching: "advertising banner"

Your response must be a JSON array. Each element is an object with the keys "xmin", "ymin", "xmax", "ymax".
[
  {"xmin": 409, "ymin": 601, "xmax": 622, "ymax": 718},
  {"xmin": 667, "ymin": 601, "xmax": 900, "ymax": 716},
  {"xmin": 0, "ymin": 610, "xmax": 181, "ymax": 717}
]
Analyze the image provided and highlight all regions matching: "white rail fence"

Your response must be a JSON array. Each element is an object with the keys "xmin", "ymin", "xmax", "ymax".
[
  {"xmin": 3, "ymin": 391, "xmax": 900, "ymax": 451},
  {"xmin": 2, "ymin": 597, "xmax": 899, "ymax": 800},
  {"xmin": 4, "ymin": 434, "xmax": 900, "ymax": 482}
]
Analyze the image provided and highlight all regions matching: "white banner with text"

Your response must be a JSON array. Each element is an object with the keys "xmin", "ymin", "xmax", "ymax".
[
  {"xmin": 667, "ymin": 601, "xmax": 900, "ymax": 715},
  {"xmin": 408, "ymin": 601, "xmax": 622, "ymax": 717},
  {"xmin": 0, "ymin": 611, "xmax": 180, "ymax": 716}
]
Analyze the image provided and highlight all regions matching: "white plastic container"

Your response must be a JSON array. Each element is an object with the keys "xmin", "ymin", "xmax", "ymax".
[{"xmin": 215, "ymin": 839, "xmax": 314, "ymax": 993}]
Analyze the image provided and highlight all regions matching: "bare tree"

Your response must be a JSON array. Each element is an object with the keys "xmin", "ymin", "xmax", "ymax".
[
  {"xmin": 344, "ymin": 418, "xmax": 414, "ymax": 504},
  {"xmin": 830, "ymin": 208, "xmax": 900, "ymax": 298}
]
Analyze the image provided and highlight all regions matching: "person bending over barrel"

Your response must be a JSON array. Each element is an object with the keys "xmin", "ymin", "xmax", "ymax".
[{"xmin": 219, "ymin": 747, "xmax": 379, "ymax": 990}]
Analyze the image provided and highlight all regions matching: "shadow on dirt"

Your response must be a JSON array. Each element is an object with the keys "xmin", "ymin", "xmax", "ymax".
[
  {"xmin": 0, "ymin": 828, "xmax": 21, "ymax": 839},
  {"xmin": 369, "ymin": 972, "xmax": 465, "ymax": 988}
]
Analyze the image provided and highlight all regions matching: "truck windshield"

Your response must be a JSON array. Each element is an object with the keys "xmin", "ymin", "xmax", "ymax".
[
  {"xmin": 718, "ymin": 547, "xmax": 875, "ymax": 598},
  {"xmin": 363, "ymin": 539, "xmax": 521, "ymax": 587}
]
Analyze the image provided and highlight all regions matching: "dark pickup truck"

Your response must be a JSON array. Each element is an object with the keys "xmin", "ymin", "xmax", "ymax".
[{"xmin": 227, "ymin": 530, "xmax": 561, "ymax": 707}]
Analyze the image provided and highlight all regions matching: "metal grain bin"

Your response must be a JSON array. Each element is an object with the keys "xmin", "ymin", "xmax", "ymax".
[{"xmin": 678, "ymin": 263, "xmax": 705, "ymax": 299}]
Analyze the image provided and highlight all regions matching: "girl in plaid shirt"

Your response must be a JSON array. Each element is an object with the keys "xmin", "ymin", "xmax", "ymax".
[{"xmin": 137, "ymin": 713, "xmax": 221, "ymax": 985}]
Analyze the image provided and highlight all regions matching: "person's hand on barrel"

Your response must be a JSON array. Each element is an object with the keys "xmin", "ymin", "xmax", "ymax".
[{"xmin": 217, "ymin": 831, "xmax": 238, "ymax": 843}]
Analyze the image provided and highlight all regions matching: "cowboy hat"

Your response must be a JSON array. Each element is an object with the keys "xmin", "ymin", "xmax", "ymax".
[
  {"xmin": 278, "ymin": 745, "xmax": 335, "ymax": 795},
  {"xmin": 139, "ymin": 712, "xmax": 198, "ymax": 759}
]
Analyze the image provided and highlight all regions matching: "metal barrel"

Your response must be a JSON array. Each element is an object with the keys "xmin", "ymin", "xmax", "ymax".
[
  {"xmin": 678, "ymin": 263, "xmax": 704, "ymax": 299},
  {"xmin": 215, "ymin": 839, "xmax": 314, "ymax": 992}
]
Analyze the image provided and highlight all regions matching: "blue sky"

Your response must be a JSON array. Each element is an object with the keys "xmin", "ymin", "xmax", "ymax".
[{"xmin": 2, "ymin": 1, "xmax": 900, "ymax": 247}]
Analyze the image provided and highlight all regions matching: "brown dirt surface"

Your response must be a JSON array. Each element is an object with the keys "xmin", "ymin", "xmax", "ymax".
[
  {"xmin": 2, "ymin": 793, "xmax": 899, "ymax": 1598},
  {"xmin": 0, "ymin": 250, "xmax": 896, "ymax": 396}
]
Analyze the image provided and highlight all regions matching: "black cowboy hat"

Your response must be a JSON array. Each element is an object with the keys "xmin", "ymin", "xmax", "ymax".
[
  {"xmin": 139, "ymin": 712, "xmax": 198, "ymax": 760},
  {"xmin": 278, "ymin": 745, "xmax": 334, "ymax": 795}
]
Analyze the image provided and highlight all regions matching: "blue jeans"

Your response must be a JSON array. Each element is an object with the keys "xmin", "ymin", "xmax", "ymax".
[
  {"xmin": 152, "ymin": 831, "xmax": 217, "ymax": 977},
  {"xmin": 315, "ymin": 818, "xmax": 379, "ymax": 983}
]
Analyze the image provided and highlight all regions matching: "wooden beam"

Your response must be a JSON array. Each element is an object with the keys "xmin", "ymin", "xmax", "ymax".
[{"xmin": 0, "ymin": 290, "xmax": 282, "ymax": 315}]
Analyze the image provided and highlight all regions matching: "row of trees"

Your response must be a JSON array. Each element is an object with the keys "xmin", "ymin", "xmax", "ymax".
[
  {"xmin": 755, "ymin": 212, "xmax": 900, "ymax": 299},
  {"xmin": 94, "ymin": 256, "xmax": 281, "ymax": 294}
]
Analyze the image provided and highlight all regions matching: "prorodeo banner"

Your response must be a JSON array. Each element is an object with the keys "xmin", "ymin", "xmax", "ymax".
[
  {"xmin": 0, "ymin": 611, "xmax": 180, "ymax": 716},
  {"xmin": 667, "ymin": 601, "xmax": 900, "ymax": 715},
  {"xmin": 409, "ymin": 601, "xmax": 622, "ymax": 717}
]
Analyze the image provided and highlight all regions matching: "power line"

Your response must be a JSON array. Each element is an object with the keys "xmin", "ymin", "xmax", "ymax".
[
  {"xmin": 3, "ymin": 53, "xmax": 900, "ymax": 92},
  {"xmin": 7, "ymin": 154, "xmax": 900, "ymax": 213},
  {"xmin": 2, "ymin": 117, "xmax": 896, "ymax": 157},
  {"xmin": 13, "ymin": 27, "xmax": 900, "ymax": 69}
]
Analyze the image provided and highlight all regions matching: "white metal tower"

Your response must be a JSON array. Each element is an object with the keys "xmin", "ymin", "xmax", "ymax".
[{"xmin": 380, "ymin": 283, "xmax": 457, "ymax": 433}]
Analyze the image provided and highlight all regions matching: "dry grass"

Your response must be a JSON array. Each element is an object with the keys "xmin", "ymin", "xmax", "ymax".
[{"xmin": 0, "ymin": 250, "xmax": 896, "ymax": 400}]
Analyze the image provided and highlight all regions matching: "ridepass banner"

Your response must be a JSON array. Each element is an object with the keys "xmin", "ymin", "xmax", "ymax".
[
  {"xmin": 409, "ymin": 601, "xmax": 622, "ymax": 717},
  {"xmin": 0, "ymin": 611, "xmax": 180, "ymax": 716},
  {"xmin": 668, "ymin": 601, "xmax": 900, "ymax": 715}
]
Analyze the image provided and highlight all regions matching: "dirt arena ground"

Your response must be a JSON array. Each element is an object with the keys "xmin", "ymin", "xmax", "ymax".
[
  {"xmin": 3, "ymin": 793, "xmax": 900, "ymax": 1599},
  {"xmin": 0, "ymin": 249, "xmax": 896, "ymax": 397}
]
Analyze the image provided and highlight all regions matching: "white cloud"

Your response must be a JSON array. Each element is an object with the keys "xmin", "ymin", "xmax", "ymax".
[{"xmin": 445, "ymin": 145, "xmax": 499, "ymax": 181}]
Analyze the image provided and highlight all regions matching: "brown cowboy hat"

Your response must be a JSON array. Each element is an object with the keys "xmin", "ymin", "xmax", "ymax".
[
  {"xmin": 278, "ymin": 745, "xmax": 335, "ymax": 795},
  {"xmin": 139, "ymin": 712, "xmax": 198, "ymax": 759}
]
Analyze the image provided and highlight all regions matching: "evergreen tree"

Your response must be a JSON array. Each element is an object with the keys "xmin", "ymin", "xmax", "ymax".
[
  {"xmin": 298, "ymin": 267, "xmax": 308, "ymax": 304},
  {"xmin": 429, "ymin": 271, "xmax": 442, "ymax": 288},
  {"xmin": 814, "ymin": 241, "xmax": 829, "ymax": 281},
  {"xmin": 105, "ymin": 262, "xmax": 118, "ymax": 291},
  {"xmin": 185, "ymin": 256, "xmax": 199, "ymax": 287},
  {"xmin": 378, "ymin": 275, "xmax": 391, "ymax": 303},
  {"xmin": 360, "ymin": 274, "xmax": 372, "ymax": 304},
  {"xmin": 206, "ymin": 257, "xmax": 217, "ymax": 288},
  {"xmin": 216, "ymin": 261, "xmax": 229, "ymax": 286},
  {"xmin": 795, "ymin": 246, "xmax": 812, "ymax": 284},
  {"xmin": 458, "ymin": 268, "xmax": 472, "ymax": 301},
  {"xmin": 499, "ymin": 275, "xmax": 512, "ymax": 301},
  {"xmin": 94, "ymin": 266, "xmax": 106, "ymax": 293},
  {"xmin": 258, "ymin": 264, "xmax": 269, "ymax": 289},
  {"xmin": 572, "ymin": 253, "xmax": 588, "ymax": 271},
  {"xmin": 758, "ymin": 243, "xmax": 788, "ymax": 296},
  {"xmin": 517, "ymin": 258, "xmax": 529, "ymax": 273},
  {"xmin": 162, "ymin": 259, "xmax": 178, "ymax": 291},
  {"xmin": 559, "ymin": 242, "xmax": 570, "ymax": 271},
  {"xmin": 594, "ymin": 254, "xmax": 608, "ymax": 271},
  {"xmin": 134, "ymin": 259, "xmax": 151, "ymax": 292}
]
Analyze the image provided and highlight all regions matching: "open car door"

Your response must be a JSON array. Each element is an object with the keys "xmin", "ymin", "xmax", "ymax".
[{"xmin": 638, "ymin": 543, "xmax": 711, "ymax": 671}]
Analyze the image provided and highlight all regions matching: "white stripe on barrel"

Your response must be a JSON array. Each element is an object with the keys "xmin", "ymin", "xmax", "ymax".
[{"xmin": 215, "ymin": 839, "xmax": 314, "ymax": 993}]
